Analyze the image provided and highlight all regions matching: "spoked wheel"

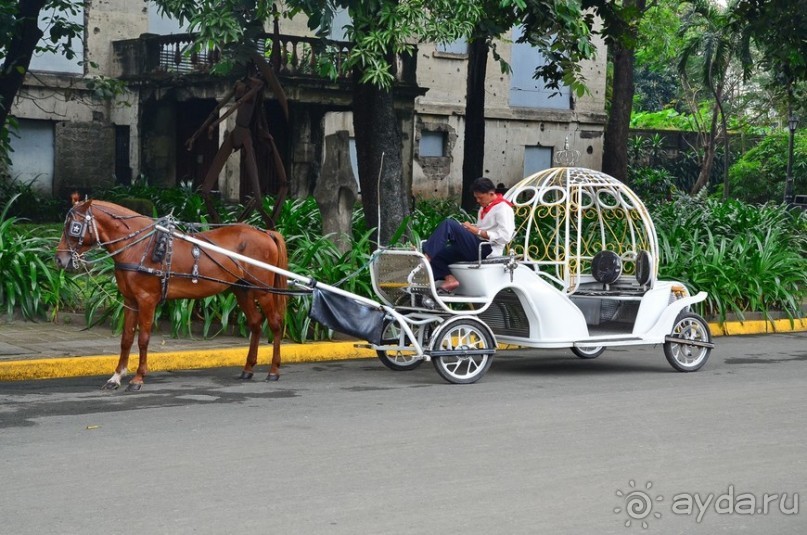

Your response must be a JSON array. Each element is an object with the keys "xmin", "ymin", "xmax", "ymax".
[
  {"xmin": 429, "ymin": 317, "xmax": 495, "ymax": 384},
  {"xmin": 376, "ymin": 320, "xmax": 424, "ymax": 371},
  {"xmin": 664, "ymin": 312, "xmax": 712, "ymax": 372},
  {"xmin": 571, "ymin": 345, "xmax": 606, "ymax": 359}
]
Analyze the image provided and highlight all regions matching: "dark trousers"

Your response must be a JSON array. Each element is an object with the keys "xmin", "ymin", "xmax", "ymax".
[{"xmin": 422, "ymin": 219, "xmax": 491, "ymax": 280}]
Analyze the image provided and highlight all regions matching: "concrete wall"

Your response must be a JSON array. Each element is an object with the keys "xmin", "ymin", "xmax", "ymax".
[
  {"xmin": 9, "ymin": 3, "xmax": 608, "ymax": 203},
  {"xmin": 85, "ymin": 0, "xmax": 149, "ymax": 76},
  {"xmin": 413, "ymin": 29, "xmax": 608, "ymax": 199},
  {"xmin": 54, "ymin": 121, "xmax": 116, "ymax": 195}
]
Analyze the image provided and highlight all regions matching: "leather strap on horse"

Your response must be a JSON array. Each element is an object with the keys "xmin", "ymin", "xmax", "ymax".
[{"xmin": 113, "ymin": 262, "xmax": 311, "ymax": 297}]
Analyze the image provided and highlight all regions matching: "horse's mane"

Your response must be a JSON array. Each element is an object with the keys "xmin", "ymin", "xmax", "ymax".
[{"xmin": 87, "ymin": 199, "xmax": 153, "ymax": 219}]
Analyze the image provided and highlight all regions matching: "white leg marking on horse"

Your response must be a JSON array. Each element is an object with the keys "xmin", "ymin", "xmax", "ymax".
[{"xmin": 108, "ymin": 368, "xmax": 128, "ymax": 386}]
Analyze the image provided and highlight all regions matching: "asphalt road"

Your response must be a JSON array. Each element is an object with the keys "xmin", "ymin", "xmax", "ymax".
[{"xmin": 1, "ymin": 333, "xmax": 805, "ymax": 535}]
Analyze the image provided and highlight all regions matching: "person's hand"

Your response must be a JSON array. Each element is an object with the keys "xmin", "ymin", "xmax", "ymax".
[{"xmin": 462, "ymin": 221, "xmax": 479, "ymax": 236}]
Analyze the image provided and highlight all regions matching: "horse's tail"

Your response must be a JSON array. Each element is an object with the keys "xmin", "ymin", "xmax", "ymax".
[{"xmin": 267, "ymin": 230, "xmax": 288, "ymax": 313}]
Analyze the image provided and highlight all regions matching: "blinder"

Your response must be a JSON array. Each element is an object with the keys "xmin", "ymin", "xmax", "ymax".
[{"xmin": 68, "ymin": 220, "xmax": 86, "ymax": 239}]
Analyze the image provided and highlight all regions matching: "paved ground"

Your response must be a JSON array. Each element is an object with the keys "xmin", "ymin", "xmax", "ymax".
[
  {"xmin": 1, "ymin": 313, "xmax": 806, "ymax": 381},
  {"xmin": 1, "ymin": 333, "xmax": 805, "ymax": 534}
]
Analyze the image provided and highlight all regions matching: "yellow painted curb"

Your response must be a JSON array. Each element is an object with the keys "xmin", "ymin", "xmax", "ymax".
[
  {"xmin": 1, "ymin": 319, "xmax": 804, "ymax": 382},
  {"xmin": 0, "ymin": 342, "xmax": 376, "ymax": 382},
  {"xmin": 709, "ymin": 318, "xmax": 807, "ymax": 336}
]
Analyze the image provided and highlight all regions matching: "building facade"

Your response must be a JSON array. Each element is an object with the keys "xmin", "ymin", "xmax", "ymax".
[{"xmin": 7, "ymin": 2, "xmax": 607, "ymax": 204}]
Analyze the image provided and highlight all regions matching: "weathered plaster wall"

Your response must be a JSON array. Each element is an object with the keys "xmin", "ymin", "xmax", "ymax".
[
  {"xmin": 54, "ymin": 121, "xmax": 115, "ymax": 194},
  {"xmin": 413, "ymin": 29, "xmax": 608, "ymax": 200},
  {"xmin": 85, "ymin": 0, "xmax": 149, "ymax": 75}
]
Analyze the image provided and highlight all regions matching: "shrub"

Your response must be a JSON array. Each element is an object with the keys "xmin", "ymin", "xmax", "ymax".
[
  {"xmin": 729, "ymin": 131, "xmax": 807, "ymax": 203},
  {"xmin": 628, "ymin": 166, "xmax": 678, "ymax": 205},
  {"xmin": 653, "ymin": 196, "xmax": 807, "ymax": 321},
  {"xmin": 0, "ymin": 176, "xmax": 65, "ymax": 222},
  {"xmin": 0, "ymin": 195, "xmax": 80, "ymax": 319}
]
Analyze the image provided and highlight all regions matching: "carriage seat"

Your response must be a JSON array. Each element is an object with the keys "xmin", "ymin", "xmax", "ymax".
[
  {"xmin": 451, "ymin": 255, "xmax": 513, "ymax": 266},
  {"xmin": 441, "ymin": 249, "xmax": 520, "ymax": 299},
  {"xmin": 573, "ymin": 250, "xmax": 653, "ymax": 298}
]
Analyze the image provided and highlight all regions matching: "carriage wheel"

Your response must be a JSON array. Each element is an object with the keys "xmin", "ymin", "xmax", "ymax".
[
  {"xmin": 664, "ymin": 312, "xmax": 712, "ymax": 372},
  {"xmin": 376, "ymin": 320, "xmax": 424, "ymax": 371},
  {"xmin": 430, "ymin": 317, "xmax": 495, "ymax": 384},
  {"xmin": 571, "ymin": 345, "xmax": 606, "ymax": 359}
]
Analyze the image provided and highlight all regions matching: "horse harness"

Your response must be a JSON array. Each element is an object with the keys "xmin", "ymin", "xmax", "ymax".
[{"xmin": 65, "ymin": 205, "xmax": 298, "ymax": 304}]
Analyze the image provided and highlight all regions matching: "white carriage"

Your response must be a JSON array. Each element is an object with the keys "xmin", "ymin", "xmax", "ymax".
[
  {"xmin": 161, "ymin": 166, "xmax": 713, "ymax": 385},
  {"xmin": 367, "ymin": 167, "xmax": 713, "ymax": 383}
]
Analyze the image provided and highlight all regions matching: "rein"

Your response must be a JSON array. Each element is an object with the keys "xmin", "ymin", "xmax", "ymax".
[
  {"xmin": 61, "ymin": 205, "xmax": 163, "ymax": 266},
  {"xmin": 62, "ymin": 203, "xmax": 306, "ymax": 300}
]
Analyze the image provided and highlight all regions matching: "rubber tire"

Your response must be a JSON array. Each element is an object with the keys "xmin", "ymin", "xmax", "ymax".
[
  {"xmin": 430, "ymin": 316, "xmax": 495, "ymax": 384},
  {"xmin": 376, "ymin": 320, "xmax": 424, "ymax": 371},
  {"xmin": 571, "ymin": 345, "xmax": 606, "ymax": 359},
  {"xmin": 663, "ymin": 312, "xmax": 712, "ymax": 372}
]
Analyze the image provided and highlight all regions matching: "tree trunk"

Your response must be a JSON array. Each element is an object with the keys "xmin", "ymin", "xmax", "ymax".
[
  {"xmin": 461, "ymin": 36, "xmax": 489, "ymax": 213},
  {"xmin": 0, "ymin": 0, "xmax": 46, "ymax": 131},
  {"xmin": 602, "ymin": 0, "xmax": 646, "ymax": 182},
  {"xmin": 602, "ymin": 43, "xmax": 634, "ymax": 181},
  {"xmin": 691, "ymin": 102, "xmax": 720, "ymax": 195},
  {"xmin": 352, "ymin": 79, "xmax": 409, "ymax": 245}
]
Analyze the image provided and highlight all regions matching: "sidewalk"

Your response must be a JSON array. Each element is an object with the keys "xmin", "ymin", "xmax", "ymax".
[
  {"xmin": 0, "ymin": 316, "xmax": 376, "ymax": 382},
  {"xmin": 1, "ymin": 314, "xmax": 805, "ymax": 382}
]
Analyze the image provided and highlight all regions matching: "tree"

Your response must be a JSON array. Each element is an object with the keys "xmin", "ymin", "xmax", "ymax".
[
  {"xmin": 460, "ymin": 0, "xmax": 597, "ymax": 212},
  {"xmin": 600, "ymin": 0, "xmax": 646, "ymax": 182},
  {"xmin": 633, "ymin": 0, "xmax": 686, "ymax": 112},
  {"xmin": 677, "ymin": 0, "xmax": 746, "ymax": 196},
  {"xmin": 732, "ymin": 0, "xmax": 807, "ymax": 134},
  {"xmin": 288, "ymin": 0, "xmax": 480, "ymax": 243},
  {"xmin": 0, "ymin": 0, "xmax": 83, "ymax": 161}
]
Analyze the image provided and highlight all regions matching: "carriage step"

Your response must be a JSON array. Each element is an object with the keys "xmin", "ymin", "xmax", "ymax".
[
  {"xmin": 428, "ymin": 349, "xmax": 496, "ymax": 358},
  {"xmin": 664, "ymin": 336, "xmax": 715, "ymax": 349}
]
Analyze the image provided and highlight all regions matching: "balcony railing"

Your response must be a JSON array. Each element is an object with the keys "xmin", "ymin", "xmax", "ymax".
[{"xmin": 114, "ymin": 32, "xmax": 416, "ymax": 85}]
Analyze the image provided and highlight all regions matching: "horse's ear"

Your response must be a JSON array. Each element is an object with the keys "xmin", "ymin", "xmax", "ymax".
[{"xmin": 70, "ymin": 191, "xmax": 80, "ymax": 205}]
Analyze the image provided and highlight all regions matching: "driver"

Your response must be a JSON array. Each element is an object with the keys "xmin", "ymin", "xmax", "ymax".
[{"xmin": 422, "ymin": 177, "xmax": 515, "ymax": 293}]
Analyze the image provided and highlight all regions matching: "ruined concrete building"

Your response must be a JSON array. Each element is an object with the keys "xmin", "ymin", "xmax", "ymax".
[{"xmin": 8, "ymin": 2, "xmax": 607, "ymax": 204}]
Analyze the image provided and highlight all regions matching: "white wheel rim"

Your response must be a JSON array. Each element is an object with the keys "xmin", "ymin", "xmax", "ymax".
[
  {"xmin": 436, "ymin": 324, "xmax": 491, "ymax": 380},
  {"xmin": 576, "ymin": 345, "xmax": 603, "ymax": 356},
  {"xmin": 382, "ymin": 323, "xmax": 418, "ymax": 365},
  {"xmin": 669, "ymin": 317, "xmax": 709, "ymax": 368}
]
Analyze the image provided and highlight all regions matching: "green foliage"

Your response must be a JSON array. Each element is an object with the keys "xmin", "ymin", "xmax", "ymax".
[
  {"xmin": 653, "ymin": 196, "xmax": 807, "ymax": 321},
  {"xmin": 733, "ymin": 0, "xmax": 807, "ymax": 92},
  {"xmin": 627, "ymin": 132, "xmax": 732, "ymax": 194},
  {"xmin": 631, "ymin": 108, "xmax": 704, "ymax": 131},
  {"xmin": 0, "ymin": 174, "xmax": 65, "ymax": 222},
  {"xmin": 628, "ymin": 166, "xmax": 678, "ymax": 205},
  {"xmin": 10, "ymin": 183, "xmax": 806, "ymax": 342},
  {"xmin": 729, "ymin": 131, "xmax": 807, "ymax": 203},
  {"xmin": 0, "ymin": 195, "xmax": 80, "ymax": 320}
]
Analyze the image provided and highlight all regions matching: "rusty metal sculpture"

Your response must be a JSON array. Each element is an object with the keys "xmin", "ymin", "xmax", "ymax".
[{"xmin": 186, "ymin": 54, "xmax": 288, "ymax": 229}]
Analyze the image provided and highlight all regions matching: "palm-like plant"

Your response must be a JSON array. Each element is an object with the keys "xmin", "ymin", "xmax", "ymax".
[{"xmin": 677, "ymin": 0, "xmax": 749, "ymax": 196}]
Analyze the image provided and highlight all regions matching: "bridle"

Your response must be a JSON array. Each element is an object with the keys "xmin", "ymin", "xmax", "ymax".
[
  {"xmin": 58, "ymin": 203, "xmax": 306, "ymax": 300},
  {"xmin": 59, "ymin": 203, "xmax": 160, "ymax": 268}
]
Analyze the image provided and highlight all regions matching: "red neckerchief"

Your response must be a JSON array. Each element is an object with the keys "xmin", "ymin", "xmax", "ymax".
[{"xmin": 479, "ymin": 194, "xmax": 513, "ymax": 219}]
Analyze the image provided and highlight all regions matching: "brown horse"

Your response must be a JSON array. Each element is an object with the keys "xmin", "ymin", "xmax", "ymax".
[{"xmin": 55, "ymin": 200, "xmax": 288, "ymax": 391}]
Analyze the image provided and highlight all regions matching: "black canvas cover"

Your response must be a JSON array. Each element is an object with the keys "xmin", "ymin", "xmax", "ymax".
[{"xmin": 309, "ymin": 288, "xmax": 385, "ymax": 345}]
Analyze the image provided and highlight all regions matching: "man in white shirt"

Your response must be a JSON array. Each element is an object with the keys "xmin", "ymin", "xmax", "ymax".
[{"xmin": 422, "ymin": 177, "xmax": 516, "ymax": 293}]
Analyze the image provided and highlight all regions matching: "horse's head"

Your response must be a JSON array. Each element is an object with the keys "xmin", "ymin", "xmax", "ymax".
[{"xmin": 55, "ymin": 200, "xmax": 99, "ymax": 270}]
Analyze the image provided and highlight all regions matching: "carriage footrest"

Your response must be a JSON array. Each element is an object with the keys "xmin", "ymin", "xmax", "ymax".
[
  {"xmin": 664, "ymin": 336, "xmax": 715, "ymax": 349},
  {"xmin": 428, "ymin": 348, "xmax": 496, "ymax": 358}
]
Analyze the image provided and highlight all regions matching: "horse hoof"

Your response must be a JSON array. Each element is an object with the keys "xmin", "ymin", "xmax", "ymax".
[
  {"xmin": 265, "ymin": 374, "xmax": 280, "ymax": 382},
  {"xmin": 237, "ymin": 371, "xmax": 254, "ymax": 381},
  {"xmin": 125, "ymin": 382, "xmax": 143, "ymax": 392},
  {"xmin": 101, "ymin": 381, "xmax": 120, "ymax": 391}
]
